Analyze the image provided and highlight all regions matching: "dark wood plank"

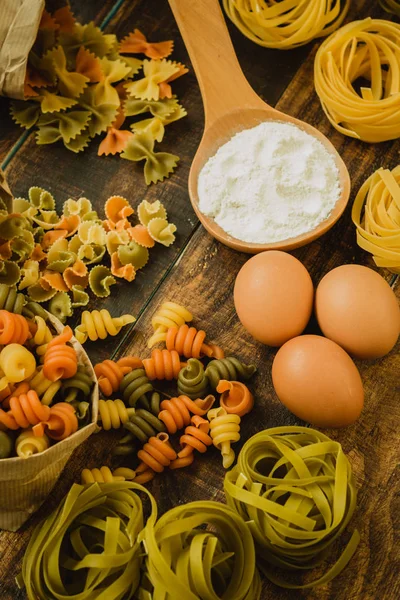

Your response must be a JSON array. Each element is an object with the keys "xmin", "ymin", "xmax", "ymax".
[
  {"xmin": 0, "ymin": 0, "xmax": 119, "ymax": 164},
  {"xmin": 0, "ymin": 0, "xmax": 399, "ymax": 599}
]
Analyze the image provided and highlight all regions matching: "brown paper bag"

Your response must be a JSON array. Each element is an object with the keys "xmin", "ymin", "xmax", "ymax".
[
  {"xmin": 0, "ymin": 0, "xmax": 45, "ymax": 99},
  {"xmin": 0, "ymin": 313, "xmax": 99, "ymax": 531}
]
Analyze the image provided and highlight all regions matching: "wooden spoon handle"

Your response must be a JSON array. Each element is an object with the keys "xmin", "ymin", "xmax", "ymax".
[{"xmin": 168, "ymin": 0, "xmax": 261, "ymax": 126}]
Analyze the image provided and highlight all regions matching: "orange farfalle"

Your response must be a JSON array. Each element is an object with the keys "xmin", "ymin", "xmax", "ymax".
[
  {"xmin": 111, "ymin": 106, "xmax": 126, "ymax": 130},
  {"xmin": 41, "ymin": 230, "xmax": 68, "ymax": 250},
  {"xmin": 0, "ymin": 241, "xmax": 12, "ymax": 260},
  {"xmin": 111, "ymin": 252, "xmax": 136, "ymax": 282},
  {"xmin": 0, "ymin": 310, "xmax": 30, "ymax": 345},
  {"xmin": 25, "ymin": 67, "xmax": 51, "ymax": 89},
  {"xmin": 75, "ymin": 46, "xmax": 103, "ymax": 82},
  {"xmin": 63, "ymin": 260, "xmax": 89, "ymax": 290},
  {"xmin": 98, "ymin": 128, "xmax": 134, "ymax": 156},
  {"xmin": 54, "ymin": 214, "xmax": 80, "ymax": 236},
  {"xmin": 39, "ymin": 9, "xmax": 59, "ymax": 30},
  {"xmin": 52, "ymin": 6, "xmax": 76, "ymax": 33},
  {"xmin": 127, "ymin": 225, "xmax": 155, "ymax": 248},
  {"xmin": 30, "ymin": 243, "xmax": 47, "ymax": 262},
  {"xmin": 120, "ymin": 29, "xmax": 173, "ymax": 59},
  {"xmin": 24, "ymin": 83, "xmax": 39, "ymax": 98},
  {"xmin": 105, "ymin": 196, "xmax": 134, "ymax": 223},
  {"xmin": 102, "ymin": 218, "xmax": 130, "ymax": 232},
  {"xmin": 40, "ymin": 272, "xmax": 69, "ymax": 292},
  {"xmin": 43, "ymin": 326, "xmax": 77, "ymax": 381},
  {"xmin": 159, "ymin": 63, "xmax": 189, "ymax": 99}
]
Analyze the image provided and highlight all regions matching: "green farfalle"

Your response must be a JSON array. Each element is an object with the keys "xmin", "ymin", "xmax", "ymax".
[
  {"xmin": 10, "ymin": 101, "xmax": 41, "ymax": 129},
  {"xmin": 63, "ymin": 197, "xmax": 92, "ymax": 217},
  {"xmin": 130, "ymin": 117, "xmax": 165, "ymax": 142},
  {"xmin": 37, "ymin": 90, "xmax": 78, "ymax": 113},
  {"xmin": 41, "ymin": 46, "xmax": 89, "ymax": 99},
  {"xmin": 120, "ymin": 131, "xmax": 179, "ymax": 185},
  {"xmin": 13, "ymin": 198, "xmax": 38, "ymax": 220},
  {"xmin": 29, "ymin": 187, "xmax": 55, "ymax": 210},
  {"xmin": 77, "ymin": 243, "xmax": 106, "ymax": 265},
  {"xmin": 82, "ymin": 210, "xmax": 100, "ymax": 221},
  {"xmin": 27, "ymin": 282, "xmax": 57, "ymax": 302},
  {"xmin": 64, "ymin": 130, "xmax": 92, "ymax": 153},
  {"xmin": 33, "ymin": 227, "xmax": 45, "ymax": 244},
  {"xmin": 19, "ymin": 260, "xmax": 40, "ymax": 290},
  {"xmin": 71, "ymin": 284, "xmax": 90, "ymax": 308},
  {"xmin": 47, "ymin": 238, "xmax": 68, "ymax": 262},
  {"xmin": 124, "ymin": 96, "xmax": 180, "ymax": 119},
  {"xmin": 60, "ymin": 22, "xmax": 116, "ymax": 61},
  {"xmin": 118, "ymin": 55, "xmax": 143, "ymax": 78},
  {"xmin": 137, "ymin": 199, "xmax": 167, "ymax": 226},
  {"xmin": 88, "ymin": 264, "xmax": 116, "ymax": 298},
  {"xmin": 48, "ymin": 291, "xmax": 73, "ymax": 323},
  {"xmin": 0, "ymin": 215, "xmax": 30, "ymax": 240},
  {"xmin": 10, "ymin": 231, "xmax": 35, "ymax": 262},
  {"xmin": 32, "ymin": 210, "xmax": 61, "ymax": 229},
  {"xmin": 78, "ymin": 86, "xmax": 119, "ymax": 136},
  {"xmin": 36, "ymin": 125, "xmax": 62, "ymax": 146},
  {"xmin": 117, "ymin": 241, "xmax": 149, "ymax": 269},
  {"xmin": 67, "ymin": 234, "xmax": 82, "ymax": 254},
  {"xmin": 47, "ymin": 253, "xmax": 76, "ymax": 272},
  {"xmin": 0, "ymin": 261, "xmax": 21, "ymax": 286},
  {"xmin": 38, "ymin": 111, "xmax": 92, "ymax": 143}
]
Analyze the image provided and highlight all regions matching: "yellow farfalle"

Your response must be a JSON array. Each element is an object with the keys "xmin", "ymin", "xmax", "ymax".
[
  {"xmin": 42, "ymin": 45, "xmax": 89, "ymax": 98},
  {"xmin": 37, "ymin": 90, "xmax": 78, "ymax": 113},
  {"xmin": 63, "ymin": 197, "xmax": 92, "ymax": 217},
  {"xmin": 95, "ymin": 57, "xmax": 131, "ymax": 106},
  {"xmin": 147, "ymin": 218, "xmax": 177, "ymax": 247},
  {"xmin": 125, "ymin": 59, "xmax": 180, "ymax": 101},
  {"xmin": 19, "ymin": 260, "xmax": 40, "ymax": 290},
  {"xmin": 78, "ymin": 221, "xmax": 106, "ymax": 245}
]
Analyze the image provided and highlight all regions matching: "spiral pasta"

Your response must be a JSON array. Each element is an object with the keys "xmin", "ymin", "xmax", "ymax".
[
  {"xmin": 0, "ymin": 390, "xmax": 50, "ymax": 430},
  {"xmin": 81, "ymin": 466, "xmax": 136, "ymax": 484},
  {"xmin": 123, "ymin": 407, "xmax": 166, "ymax": 444},
  {"xmin": 34, "ymin": 402, "xmax": 78, "ymax": 441},
  {"xmin": 43, "ymin": 326, "xmax": 78, "ymax": 381},
  {"xmin": 30, "ymin": 316, "xmax": 53, "ymax": 347},
  {"xmin": 98, "ymin": 399, "xmax": 135, "ymax": 430},
  {"xmin": 0, "ymin": 430, "xmax": 13, "ymax": 458},
  {"xmin": 170, "ymin": 415, "xmax": 213, "ymax": 469},
  {"xmin": 155, "ymin": 324, "xmax": 225, "ymax": 359},
  {"xmin": 94, "ymin": 356, "xmax": 142, "ymax": 396},
  {"xmin": 208, "ymin": 407, "xmax": 241, "ymax": 469},
  {"xmin": 217, "ymin": 380, "xmax": 254, "ymax": 417},
  {"xmin": 28, "ymin": 367, "xmax": 62, "ymax": 406},
  {"xmin": 0, "ymin": 344, "xmax": 36, "ymax": 382},
  {"xmin": 314, "ymin": 18, "xmax": 400, "ymax": 142},
  {"xmin": 120, "ymin": 367, "xmax": 154, "ymax": 407},
  {"xmin": 74, "ymin": 309, "xmax": 135, "ymax": 344},
  {"xmin": 224, "ymin": 426, "xmax": 360, "ymax": 588},
  {"xmin": 223, "ymin": 0, "xmax": 349, "ymax": 50},
  {"xmin": 177, "ymin": 358, "xmax": 209, "ymax": 399},
  {"xmin": 148, "ymin": 301, "xmax": 193, "ymax": 348},
  {"xmin": 0, "ymin": 310, "xmax": 30, "ymax": 345},
  {"xmin": 0, "ymin": 284, "xmax": 25, "ymax": 314},
  {"xmin": 16, "ymin": 428, "xmax": 50, "ymax": 458},
  {"xmin": 158, "ymin": 394, "xmax": 215, "ymax": 434},
  {"xmin": 205, "ymin": 356, "xmax": 256, "ymax": 390},
  {"xmin": 143, "ymin": 349, "xmax": 184, "ymax": 381},
  {"xmin": 137, "ymin": 432, "xmax": 177, "ymax": 475},
  {"xmin": 61, "ymin": 366, "xmax": 93, "ymax": 403},
  {"xmin": 351, "ymin": 166, "xmax": 400, "ymax": 273}
]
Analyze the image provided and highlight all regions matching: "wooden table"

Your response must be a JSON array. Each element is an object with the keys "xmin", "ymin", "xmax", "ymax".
[{"xmin": 0, "ymin": 1, "xmax": 399, "ymax": 598}]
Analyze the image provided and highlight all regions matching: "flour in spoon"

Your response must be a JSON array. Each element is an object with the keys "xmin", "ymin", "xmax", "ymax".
[{"xmin": 197, "ymin": 121, "xmax": 341, "ymax": 243}]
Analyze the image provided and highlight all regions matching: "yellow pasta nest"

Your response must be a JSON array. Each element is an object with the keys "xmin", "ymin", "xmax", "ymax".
[
  {"xmin": 74, "ymin": 309, "xmax": 135, "ymax": 344},
  {"xmin": 352, "ymin": 166, "xmax": 400, "ymax": 273},
  {"xmin": 314, "ymin": 18, "xmax": 400, "ymax": 142},
  {"xmin": 223, "ymin": 0, "xmax": 349, "ymax": 50}
]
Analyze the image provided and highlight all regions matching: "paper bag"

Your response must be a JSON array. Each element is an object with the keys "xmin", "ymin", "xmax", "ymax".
[
  {"xmin": 0, "ymin": 0, "xmax": 45, "ymax": 99},
  {"xmin": 0, "ymin": 313, "xmax": 99, "ymax": 531}
]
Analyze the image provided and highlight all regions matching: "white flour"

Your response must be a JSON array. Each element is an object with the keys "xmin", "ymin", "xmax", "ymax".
[{"xmin": 197, "ymin": 121, "xmax": 341, "ymax": 243}]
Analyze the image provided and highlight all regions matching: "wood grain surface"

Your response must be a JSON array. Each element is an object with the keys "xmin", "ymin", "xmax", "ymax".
[{"xmin": 0, "ymin": 0, "xmax": 399, "ymax": 599}]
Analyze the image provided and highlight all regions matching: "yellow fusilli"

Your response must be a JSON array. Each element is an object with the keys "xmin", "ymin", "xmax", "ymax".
[{"xmin": 74, "ymin": 309, "xmax": 135, "ymax": 343}]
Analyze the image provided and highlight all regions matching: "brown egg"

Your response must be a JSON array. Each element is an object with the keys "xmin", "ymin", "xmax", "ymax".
[
  {"xmin": 315, "ymin": 265, "xmax": 400, "ymax": 359},
  {"xmin": 234, "ymin": 251, "xmax": 314, "ymax": 346},
  {"xmin": 272, "ymin": 335, "xmax": 364, "ymax": 428}
]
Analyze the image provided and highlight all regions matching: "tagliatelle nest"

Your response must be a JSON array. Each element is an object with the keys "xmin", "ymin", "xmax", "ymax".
[{"xmin": 10, "ymin": 5, "xmax": 188, "ymax": 185}]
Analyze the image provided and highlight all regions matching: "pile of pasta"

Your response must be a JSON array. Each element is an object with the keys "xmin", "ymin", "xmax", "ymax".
[
  {"xmin": 223, "ymin": 0, "xmax": 350, "ymax": 50},
  {"xmin": 314, "ymin": 18, "xmax": 400, "ymax": 143},
  {"xmin": 352, "ymin": 165, "xmax": 400, "ymax": 273},
  {"xmin": 19, "ymin": 481, "xmax": 261, "ymax": 600},
  {"xmin": 10, "ymin": 5, "xmax": 188, "ymax": 184},
  {"xmin": 0, "ymin": 189, "xmax": 176, "ymax": 322},
  {"xmin": 0, "ymin": 309, "xmax": 94, "ymax": 459},
  {"xmin": 91, "ymin": 300, "xmax": 257, "ymax": 484},
  {"xmin": 379, "ymin": 0, "xmax": 400, "ymax": 15}
]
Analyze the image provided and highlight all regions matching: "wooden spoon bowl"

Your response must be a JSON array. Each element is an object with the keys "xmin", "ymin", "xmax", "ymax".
[{"xmin": 168, "ymin": 0, "xmax": 350, "ymax": 254}]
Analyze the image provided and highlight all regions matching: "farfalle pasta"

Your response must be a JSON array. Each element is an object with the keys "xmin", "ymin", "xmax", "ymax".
[{"xmin": 10, "ymin": 6, "xmax": 188, "ymax": 185}]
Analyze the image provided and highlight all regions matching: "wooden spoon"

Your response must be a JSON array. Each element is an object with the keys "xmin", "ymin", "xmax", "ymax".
[{"xmin": 168, "ymin": 0, "xmax": 351, "ymax": 253}]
